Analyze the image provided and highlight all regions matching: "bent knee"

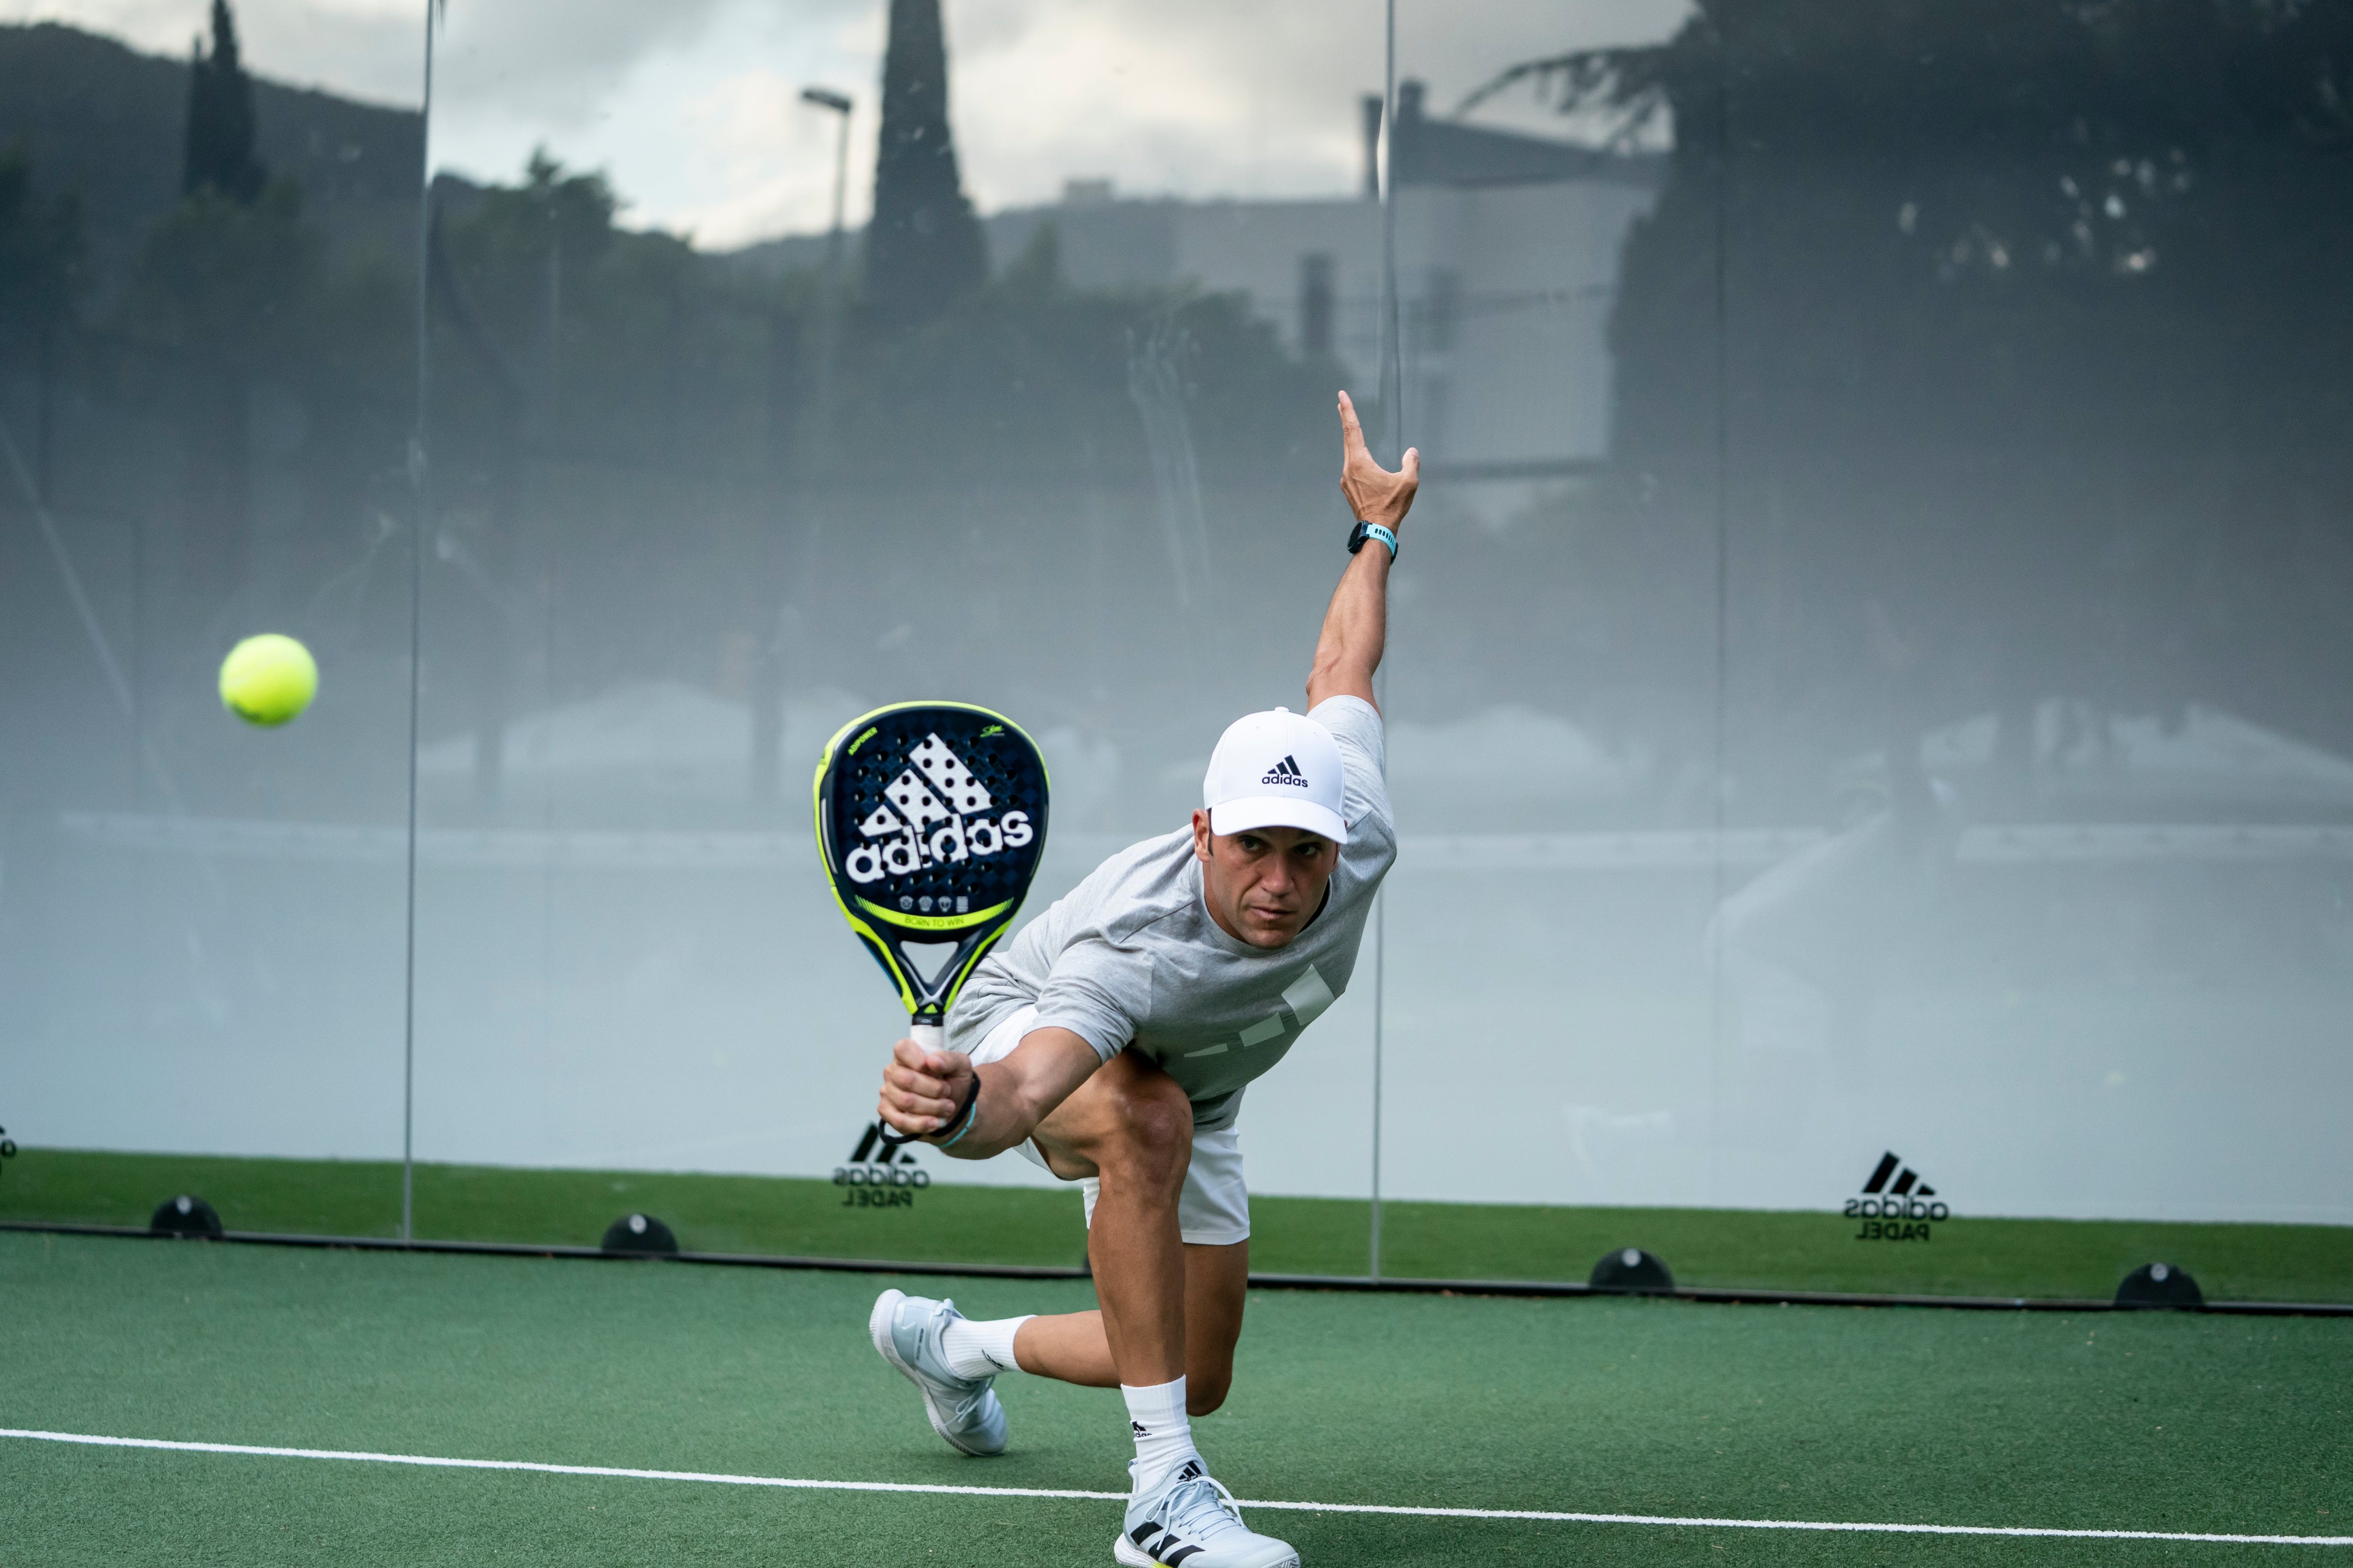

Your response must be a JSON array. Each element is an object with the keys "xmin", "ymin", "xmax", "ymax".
[
  {"xmin": 1186, "ymin": 1374, "xmax": 1231, "ymax": 1417},
  {"xmin": 1120, "ymin": 1085, "xmax": 1193, "ymax": 1155},
  {"xmin": 1102, "ymin": 1057, "xmax": 1193, "ymax": 1154}
]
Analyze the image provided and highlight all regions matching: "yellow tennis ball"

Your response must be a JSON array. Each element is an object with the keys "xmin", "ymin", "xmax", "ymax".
[{"xmin": 219, "ymin": 633, "xmax": 318, "ymax": 727}]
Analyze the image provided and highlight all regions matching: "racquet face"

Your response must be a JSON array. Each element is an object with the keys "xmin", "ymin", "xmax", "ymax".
[{"xmin": 813, "ymin": 703, "xmax": 1050, "ymax": 1021}]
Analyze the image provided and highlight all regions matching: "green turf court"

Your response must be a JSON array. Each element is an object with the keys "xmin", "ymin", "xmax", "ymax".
[{"xmin": 1, "ymin": 1230, "xmax": 2346, "ymax": 1566}]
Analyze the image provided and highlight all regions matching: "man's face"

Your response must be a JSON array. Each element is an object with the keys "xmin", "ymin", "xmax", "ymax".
[{"xmin": 1191, "ymin": 811, "xmax": 1339, "ymax": 949}]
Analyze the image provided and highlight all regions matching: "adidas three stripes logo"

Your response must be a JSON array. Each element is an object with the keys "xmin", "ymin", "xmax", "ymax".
[{"xmin": 1861, "ymin": 1150, "xmax": 1935, "ymax": 1198}]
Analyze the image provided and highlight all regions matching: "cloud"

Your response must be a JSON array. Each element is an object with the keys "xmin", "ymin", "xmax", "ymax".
[
  {"xmin": 3, "ymin": 0, "xmax": 424, "ymax": 101},
  {"xmin": 943, "ymin": 0, "xmax": 1691, "ymax": 211},
  {"xmin": 654, "ymin": 63, "xmax": 869, "ymax": 250},
  {"xmin": 430, "ymin": 0, "xmax": 745, "ymax": 126},
  {"xmin": 8, "ymin": 0, "xmax": 1691, "ymax": 242}
]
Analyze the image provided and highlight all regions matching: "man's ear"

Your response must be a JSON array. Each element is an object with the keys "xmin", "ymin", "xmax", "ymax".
[{"xmin": 1191, "ymin": 809, "xmax": 1215, "ymax": 863}]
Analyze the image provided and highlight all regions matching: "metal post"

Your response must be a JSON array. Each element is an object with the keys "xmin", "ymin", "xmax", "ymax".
[
  {"xmin": 1378, "ymin": 5, "xmax": 1403, "ymax": 460},
  {"xmin": 401, "ymin": 0, "xmax": 438, "ymax": 1245},
  {"xmin": 1369, "ymin": 0, "xmax": 1399, "ymax": 1283}
]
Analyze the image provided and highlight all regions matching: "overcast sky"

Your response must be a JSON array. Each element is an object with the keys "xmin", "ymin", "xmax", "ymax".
[{"xmin": 5, "ymin": 0, "xmax": 1688, "ymax": 248}]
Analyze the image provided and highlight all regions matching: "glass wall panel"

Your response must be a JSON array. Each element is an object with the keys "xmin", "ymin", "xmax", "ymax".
[
  {"xmin": 1381, "ymin": 0, "xmax": 2352, "ymax": 1301},
  {"xmin": 1375, "ymin": 3, "xmax": 1715, "ymax": 1278},
  {"xmin": 411, "ymin": 0, "xmax": 1378, "ymax": 1265},
  {"xmin": 0, "ymin": 7, "xmax": 421, "ymax": 1235},
  {"xmin": 13, "ymin": 0, "xmax": 2341, "ymax": 1303},
  {"xmin": 1707, "ymin": 3, "xmax": 2353, "ymax": 1269}
]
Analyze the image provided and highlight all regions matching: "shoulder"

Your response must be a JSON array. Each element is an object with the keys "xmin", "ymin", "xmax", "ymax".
[
  {"xmin": 1059, "ymin": 826, "xmax": 1199, "ymax": 944},
  {"xmin": 1310, "ymin": 697, "xmax": 1392, "ymax": 858},
  {"xmin": 1309, "ymin": 695, "xmax": 1384, "ymax": 777}
]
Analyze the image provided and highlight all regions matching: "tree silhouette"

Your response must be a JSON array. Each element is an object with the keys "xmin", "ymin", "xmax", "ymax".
[
  {"xmin": 183, "ymin": 0, "xmax": 264, "ymax": 204},
  {"xmin": 1466, "ymin": 0, "xmax": 2353, "ymax": 797},
  {"xmin": 0, "ymin": 142, "xmax": 82, "ymax": 339},
  {"xmin": 864, "ymin": 0, "xmax": 984, "ymax": 334}
]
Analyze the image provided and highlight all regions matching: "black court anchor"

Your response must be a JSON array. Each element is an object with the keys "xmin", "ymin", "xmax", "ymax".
[
  {"xmin": 1590, "ymin": 1247, "xmax": 1674, "ymax": 1294},
  {"xmin": 2116, "ymin": 1261, "xmax": 2204, "ymax": 1310},
  {"xmin": 601, "ymin": 1213, "xmax": 679, "ymax": 1256},
  {"xmin": 149, "ymin": 1195, "xmax": 224, "ymax": 1238}
]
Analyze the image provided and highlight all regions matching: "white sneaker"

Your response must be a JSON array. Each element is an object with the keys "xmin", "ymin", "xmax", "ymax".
[
  {"xmin": 1114, "ymin": 1456, "xmax": 1299, "ymax": 1567},
  {"xmin": 867, "ymin": 1288, "xmax": 1008, "ymax": 1457}
]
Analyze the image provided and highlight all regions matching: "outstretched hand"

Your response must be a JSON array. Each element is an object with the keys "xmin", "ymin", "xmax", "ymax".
[{"xmin": 1337, "ymin": 390, "xmax": 1419, "ymax": 531}]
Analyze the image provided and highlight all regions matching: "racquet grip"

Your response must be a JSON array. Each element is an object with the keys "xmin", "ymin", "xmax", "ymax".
[{"xmin": 910, "ymin": 1021, "xmax": 946, "ymax": 1051}]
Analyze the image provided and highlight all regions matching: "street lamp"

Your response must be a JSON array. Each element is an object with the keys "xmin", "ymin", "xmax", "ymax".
[
  {"xmin": 800, "ymin": 85, "xmax": 853, "ymax": 454},
  {"xmin": 748, "ymin": 85, "xmax": 855, "ymax": 804}
]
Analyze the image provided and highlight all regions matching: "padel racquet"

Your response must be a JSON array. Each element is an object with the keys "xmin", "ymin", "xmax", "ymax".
[{"xmin": 815, "ymin": 702, "xmax": 1050, "ymax": 1148}]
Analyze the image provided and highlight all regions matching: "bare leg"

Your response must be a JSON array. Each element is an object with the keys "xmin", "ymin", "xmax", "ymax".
[
  {"xmin": 1013, "ymin": 1240, "xmax": 1249, "ymax": 1413},
  {"xmin": 1009, "ymin": 1049, "xmax": 1242, "ymax": 1398}
]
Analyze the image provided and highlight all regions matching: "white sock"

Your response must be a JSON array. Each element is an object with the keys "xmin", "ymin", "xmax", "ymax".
[
  {"xmin": 1122, "ymin": 1377, "xmax": 1197, "ymax": 1490},
  {"xmin": 941, "ymin": 1314, "xmax": 1031, "ymax": 1379}
]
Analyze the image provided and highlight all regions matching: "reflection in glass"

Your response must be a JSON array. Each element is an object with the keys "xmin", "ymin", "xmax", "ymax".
[
  {"xmin": 5, "ymin": 0, "xmax": 2343, "ymax": 1294},
  {"xmin": 1382, "ymin": 0, "xmax": 2353, "ymax": 1281},
  {"xmin": 0, "ymin": 3, "xmax": 423, "ymax": 1234},
  {"xmin": 407, "ymin": 0, "xmax": 1382, "ymax": 1260}
]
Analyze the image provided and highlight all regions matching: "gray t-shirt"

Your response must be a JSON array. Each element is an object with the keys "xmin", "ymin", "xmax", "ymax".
[{"xmin": 949, "ymin": 696, "xmax": 1395, "ymax": 1133}]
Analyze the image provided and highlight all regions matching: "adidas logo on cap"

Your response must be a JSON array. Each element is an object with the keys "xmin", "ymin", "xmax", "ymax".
[{"xmin": 1260, "ymin": 754, "xmax": 1309, "ymax": 787}]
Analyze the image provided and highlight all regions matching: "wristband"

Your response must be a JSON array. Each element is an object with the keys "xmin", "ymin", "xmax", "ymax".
[
  {"xmin": 1348, "ymin": 520, "xmax": 1398, "ymax": 560},
  {"xmin": 926, "ymin": 1075, "xmax": 980, "ymax": 1148}
]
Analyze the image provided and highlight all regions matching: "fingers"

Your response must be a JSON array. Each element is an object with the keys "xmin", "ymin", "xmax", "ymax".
[
  {"xmin": 878, "ymin": 1097, "xmax": 942, "ymax": 1137},
  {"xmin": 1399, "ymin": 446, "xmax": 1421, "ymax": 484},
  {"xmin": 1337, "ymin": 389, "xmax": 1367, "ymax": 459},
  {"xmin": 882, "ymin": 1038, "xmax": 969, "ymax": 1132},
  {"xmin": 883, "ymin": 1058, "xmax": 960, "ymax": 1107},
  {"xmin": 880, "ymin": 1075, "xmax": 956, "ymax": 1132},
  {"xmin": 892, "ymin": 1036, "xmax": 963, "ymax": 1077}
]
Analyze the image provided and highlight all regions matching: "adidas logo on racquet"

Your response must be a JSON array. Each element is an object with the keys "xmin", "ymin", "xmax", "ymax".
[{"xmin": 844, "ymin": 732, "xmax": 1034, "ymax": 884}]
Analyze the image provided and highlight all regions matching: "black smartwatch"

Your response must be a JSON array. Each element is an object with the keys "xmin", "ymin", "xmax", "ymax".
[{"xmin": 1348, "ymin": 520, "xmax": 1399, "ymax": 560}]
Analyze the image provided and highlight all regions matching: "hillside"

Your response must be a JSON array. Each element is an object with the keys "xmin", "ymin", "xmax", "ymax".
[{"xmin": 0, "ymin": 21, "xmax": 423, "ymax": 301}]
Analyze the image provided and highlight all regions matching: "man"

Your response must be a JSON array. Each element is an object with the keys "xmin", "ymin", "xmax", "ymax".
[{"xmin": 869, "ymin": 391, "xmax": 1417, "ymax": 1568}]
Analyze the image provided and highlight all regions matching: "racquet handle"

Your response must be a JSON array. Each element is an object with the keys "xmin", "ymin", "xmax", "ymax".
[
  {"xmin": 909, "ymin": 1021, "xmax": 950, "ymax": 1134},
  {"xmin": 875, "ymin": 1019, "xmax": 953, "ymax": 1157}
]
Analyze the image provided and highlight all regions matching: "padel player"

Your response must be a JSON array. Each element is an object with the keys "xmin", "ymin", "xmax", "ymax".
[{"xmin": 867, "ymin": 392, "xmax": 1417, "ymax": 1568}]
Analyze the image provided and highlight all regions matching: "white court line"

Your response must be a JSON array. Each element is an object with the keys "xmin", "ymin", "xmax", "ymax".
[{"xmin": 4, "ymin": 1428, "xmax": 2348, "ymax": 1547}]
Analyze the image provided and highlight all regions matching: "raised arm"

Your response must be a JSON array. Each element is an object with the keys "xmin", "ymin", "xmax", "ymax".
[{"xmin": 1308, "ymin": 391, "xmax": 1420, "ymax": 711}]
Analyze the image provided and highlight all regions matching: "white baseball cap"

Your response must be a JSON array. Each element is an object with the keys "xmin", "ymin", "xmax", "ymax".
[{"xmin": 1203, "ymin": 707, "xmax": 1347, "ymax": 844}]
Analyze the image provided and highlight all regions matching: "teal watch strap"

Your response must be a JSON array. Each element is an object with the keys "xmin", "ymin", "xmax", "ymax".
[
  {"xmin": 926, "ymin": 1077, "xmax": 980, "ymax": 1148},
  {"xmin": 1350, "ymin": 521, "xmax": 1399, "ymax": 560}
]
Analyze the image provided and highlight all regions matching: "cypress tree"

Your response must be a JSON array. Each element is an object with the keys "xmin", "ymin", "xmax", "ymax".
[
  {"xmin": 864, "ymin": 0, "xmax": 984, "ymax": 332},
  {"xmin": 183, "ymin": 0, "xmax": 265, "ymax": 203}
]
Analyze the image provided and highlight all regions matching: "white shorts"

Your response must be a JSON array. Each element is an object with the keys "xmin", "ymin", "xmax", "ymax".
[{"xmin": 968, "ymin": 1004, "xmax": 1250, "ymax": 1247}]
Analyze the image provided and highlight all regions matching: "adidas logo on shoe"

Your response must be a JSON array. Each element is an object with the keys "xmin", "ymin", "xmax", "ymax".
[
  {"xmin": 1259, "ymin": 755, "xmax": 1309, "ymax": 787},
  {"xmin": 1117, "ymin": 1456, "xmax": 1293, "ymax": 1568},
  {"xmin": 1128, "ymin": 1521, "xmax": 1199, "ymax": 1564}
]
